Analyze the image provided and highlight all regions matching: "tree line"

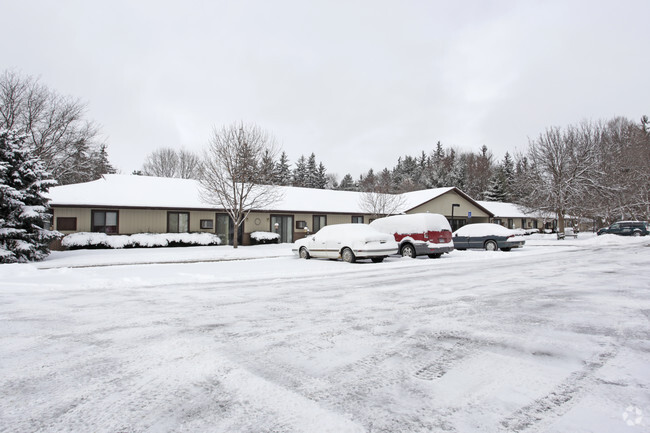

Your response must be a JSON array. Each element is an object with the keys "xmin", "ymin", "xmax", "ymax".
[{"xmin": 142, "ymin": 117, "xmax": 649, "ymax": 229}]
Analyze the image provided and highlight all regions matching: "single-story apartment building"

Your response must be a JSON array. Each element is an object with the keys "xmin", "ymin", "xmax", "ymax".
[
  {"xmin": 478, "ymin": 201, "xmax": 594, "ymax": 233},
  {"xmin": 477, "ymin": 201, "xmax": 546, "ymax": 231},
  {"xmin": 47, "ymin": 174, "xmax": 495, "ymax": 245}
]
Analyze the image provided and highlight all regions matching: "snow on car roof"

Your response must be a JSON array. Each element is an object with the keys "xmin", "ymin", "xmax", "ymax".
[
  {"xmin": 370, "ymin": 213, "xmax": 451, "ymax": 234},
  {"xmin": 316, "ymin": 223, "xmax": 393, "ymax": 242},
  {"xmin": 453, "ymin": 223, "xmax": 515, "ymax": 237}
]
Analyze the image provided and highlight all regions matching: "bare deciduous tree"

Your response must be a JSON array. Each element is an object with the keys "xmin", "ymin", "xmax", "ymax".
[
  {"xmin": 358, "ymin": 168, "xmax": 405, "ymax": 218},
  {"xmin": 142, "ymin": 147, "xmax": 178, "ymax": 177},
  {"xmin": 199, "ymin": 122, "xmax": 283, "ymax": 248},
  {"xmin": 517, "ymin": 122, "xmax": 603, "ymax": 233},
  {"xmin": 358, "ymin": 191, "xmax": 406, "ymax": 219},
  {"xmin": 141, "ymin": 147, "xmax": 202, "ymax": 179},
  {"xmin": 1, "ymin": 70, "xmax": 107, "ymax": 184},
  {"xmin": 177, "ymin": 148, "xmax": 202, "ymax": 179}
]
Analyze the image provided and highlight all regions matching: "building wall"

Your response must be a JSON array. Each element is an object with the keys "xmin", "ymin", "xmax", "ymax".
[
  {"xmin": 53, "ymin": 207, "xmax": 92, "ymax": 233},
  {"xmin": 408, "ymin": 191, "xmax": 490, "ymax": 223},
  {"xmin": 244, "ymin": 211, "xmax": 371, "ymax": 243},
  {"xmin": 54, "ymin": 207, "xmax": 220, "ymax": 235}
]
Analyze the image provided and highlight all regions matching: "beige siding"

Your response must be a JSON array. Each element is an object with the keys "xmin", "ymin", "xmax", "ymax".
[
  {"xmin": 53, "ymin": 207, "xmax": 221, "ymax": 235},
  {"xmin": 408, "ymin": 191, "xmax": 490, "ymax": 223},
  {"xmin": 245, "ymin": 212, "xmax": 271, "ymax": 233},
  {"xmin": 53, "ymin": 208, "xmax": 91, "ymax": 233},
  {"xmin": 190, "ymin": 211, "xmax": 219, "ymax": 232},
  {"xmin": 243, "ymin": 211, "xmax": 373, "ymax": 243},
  {"xmin": 118, "ymin": 209, "xmax": 166, "ymax": 234}
]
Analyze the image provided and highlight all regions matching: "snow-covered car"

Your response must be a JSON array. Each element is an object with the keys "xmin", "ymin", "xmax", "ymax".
[
  {"xmin": 369, "ymin": 213, "xmax": 454, "ymax": 258},
  {"xmin": 292, "ymin": 224, "xmax": 398, "ymax": 263},
  {"xmin": 452, "ymin": 223, "xmax": 525, "ymax": 251}
]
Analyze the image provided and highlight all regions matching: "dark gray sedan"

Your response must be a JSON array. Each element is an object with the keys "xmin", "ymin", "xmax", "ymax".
[{"xmin": 453, "ymin": 223, "xmax": 525, "ymax": 251}]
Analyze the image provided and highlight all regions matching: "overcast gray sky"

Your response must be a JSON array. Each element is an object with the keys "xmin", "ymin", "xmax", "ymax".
[{"xmin": 3, "ymin": 0, "xmax": 649, "ymax": 179}]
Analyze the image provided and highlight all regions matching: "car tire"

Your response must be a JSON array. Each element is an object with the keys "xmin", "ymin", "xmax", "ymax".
[
  {"xmin": 371, "ymin": 257, "xmax": 385, "ymax": 263},
  {"xmin": 428, "ymin": 253, "xmax": 442, "ymax": 259},
  {"xmin": 299, "ymin": 247, "xmax": 310, "ymax": 259},
  {"xmin": 484, "ymin": 240, "xmax": 498, "ymax": 251},
  {"xmin": 342, "ymin": 248, "xmax": 356, "ymax": 263},
  {"xmin": 632, "ymin": 231, "xmax": 641, "ymax": 237},
  {"xmin": 400, "ymin": 244, "xmax": 416, "ymax": 258}
]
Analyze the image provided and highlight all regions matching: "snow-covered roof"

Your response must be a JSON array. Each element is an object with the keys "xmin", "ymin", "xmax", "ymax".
[
  {"xmin": 48, "ymin": 175, "xmax": 206, "ymax": 209},
  {"xmin": 477, "ymin": 201, "xmax": 539, "ymax": 218},
  {"xmin": 47, "ymin": 174, "xmax": 492, "ymax": 215},
  {"xmin": 47, "ymin": 174, "xmax": 370, "ymax": 214}
]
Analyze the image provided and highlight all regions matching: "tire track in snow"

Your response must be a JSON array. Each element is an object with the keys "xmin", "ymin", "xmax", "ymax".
[{"xmin": 499, "ymin": 348, "xmax": 617, "ymax": 433}]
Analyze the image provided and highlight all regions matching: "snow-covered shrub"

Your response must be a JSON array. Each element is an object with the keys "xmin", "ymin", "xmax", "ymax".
[
  {"xmin": 62, "ymin": 232, "xmax": 221, "ymax": 250},
  {"xmin": 250, "ymin": 231, "xmax": 280, "ymax": 245},
  {"xmin": 0, "ymin": 130, "xmax": 61, "ymax": 263}
]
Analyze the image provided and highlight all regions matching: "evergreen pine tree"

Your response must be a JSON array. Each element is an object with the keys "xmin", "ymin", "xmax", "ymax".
[
  {"xmin": 501, "ymin": 152, "xmax": 515, "ymax": 201},
  {"xmin": 0, "ymin": 130, "xmax": 59, "ymax": 263},
  {"xmin": 258, "ymin": 149, "xmax": 276, "ymax": 184},
  {"xmin": 316, "ymin": 162, "xmax": 327, "ymax": 189},
  {"xmin": 91, "ymin": 144, "xmax": 117, "ymax": 180},
  {"xmin": 483, "ymin": 170, "xmax": 507, "ymax": 202},
  {"xmin": 359, "ymin": 168, "xmax": 376, "ymax": 192},
  {"xmin": 338, "ymin": 173, "xmax": 356, "ymax": 191},
  {"xmin": 292, "ymin": 155, "xmax": 307, "ymax": 187},
  {"xmin": 429, "ymin": 141, "xmax": 446, "ymax": 187},
  {"xmin": 305, "ymin": 153, "xmax": 318, "ymax": 188},
  {"xmin": 274, "ymin": 151, "xmax": 292, "ymax": 186}
]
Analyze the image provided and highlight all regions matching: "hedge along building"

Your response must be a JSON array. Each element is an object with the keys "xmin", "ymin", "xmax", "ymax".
[{"xmin": 47, "ymin": 174, "xmax": 494, "ymax": 245}]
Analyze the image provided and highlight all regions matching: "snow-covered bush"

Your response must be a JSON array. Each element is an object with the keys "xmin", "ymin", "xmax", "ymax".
[
  {"xmin": 62, "ymin": 232, "xmax": 221, "ymax": 250},
  {"xmin": 0, "ymin": 130, "xmax": 60, "ymax": 263},
  {"xmin": 250, "ymin": 231, "xmax": 280, "ymax": 245}
]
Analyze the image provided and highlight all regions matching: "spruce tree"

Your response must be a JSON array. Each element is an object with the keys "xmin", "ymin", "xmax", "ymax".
[
  {"xmin": 484, "ymin": 171, "xmax": 507, "ymax": 202},
  {"xmin": 0, "ymin": 130, "xmax": 59, "ymax": 263},
  {"xmin": 258, "ymin": 149, "xmax": 276, "ymax": 184},
  {"xmin": 305, "ymin": 153, "xmax": 318, "ymax": 188},
  {"xmin": 91, "ymin": 144, "xmax": 117, "ymax": 180},
  {"xmin": 292, "ymin": 155, "xmax": 307, "ymax": 187},
  {"xmin": 274, "ymin": 151, "xmax": 292, "ymax": 186},
  {"xmin": 316, "ymin": 162, "xmax": 327, "ymax": 189},
  {"xmin": 338, "ymin": 173, "xmax": 356, "ymax": 191}
]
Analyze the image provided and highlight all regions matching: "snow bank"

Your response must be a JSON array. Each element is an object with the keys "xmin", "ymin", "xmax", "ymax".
[
  {"xmin": 250, "ymin": 231, "xmax": 280, "ymax": 241},
  {"xmin": 370, "ymin": 213, "xmax": 451, "ymax": 234},
  {"xmin": 453, "ymin": 223, "xmax": 515, "ymax": 237},
  {"xmin": 61, "ymin": 232, "xmax": 222, "ymax": 249}
]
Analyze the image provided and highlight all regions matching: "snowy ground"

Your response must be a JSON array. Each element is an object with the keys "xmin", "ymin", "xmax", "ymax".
[{"xmin": 1, "ymin": 234, "xmax": 649, "ymax": 432}]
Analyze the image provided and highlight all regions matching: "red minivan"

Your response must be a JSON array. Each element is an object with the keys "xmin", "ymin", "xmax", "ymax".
[{"xmin": 369, "ymin": 213, "xmax": 454, "ymax": 258}]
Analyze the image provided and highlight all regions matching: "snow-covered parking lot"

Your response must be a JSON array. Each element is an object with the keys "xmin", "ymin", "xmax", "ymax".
[{"xmin": 1, "ymin": 234, "xmax": 649, "ymax": 432}]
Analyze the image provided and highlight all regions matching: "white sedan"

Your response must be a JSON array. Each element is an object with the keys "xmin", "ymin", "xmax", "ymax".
[{"xmin": 292, "ymin": 224, "xmax": 399, "ymax": 263}]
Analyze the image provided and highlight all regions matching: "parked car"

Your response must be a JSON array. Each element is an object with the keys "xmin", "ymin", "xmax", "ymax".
[
  {"xmin": 292, "ymin": 224, "xmax": 398, "ymax": 263},
  {"xmin": 369, "ymin": 213, "xmax": 454, "ymax": 258},
  {"xmin": 597, "ymin": 221, "xmax": 649, "ymax": 237},
  {"xmin": 452, "ymin": 223, "xmax": 525, "ymax": 251}
]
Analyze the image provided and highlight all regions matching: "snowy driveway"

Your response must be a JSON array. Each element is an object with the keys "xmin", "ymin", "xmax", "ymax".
[{"xmin": 1, "ymin": 237, "xmax": 649, "ymax": 432}]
